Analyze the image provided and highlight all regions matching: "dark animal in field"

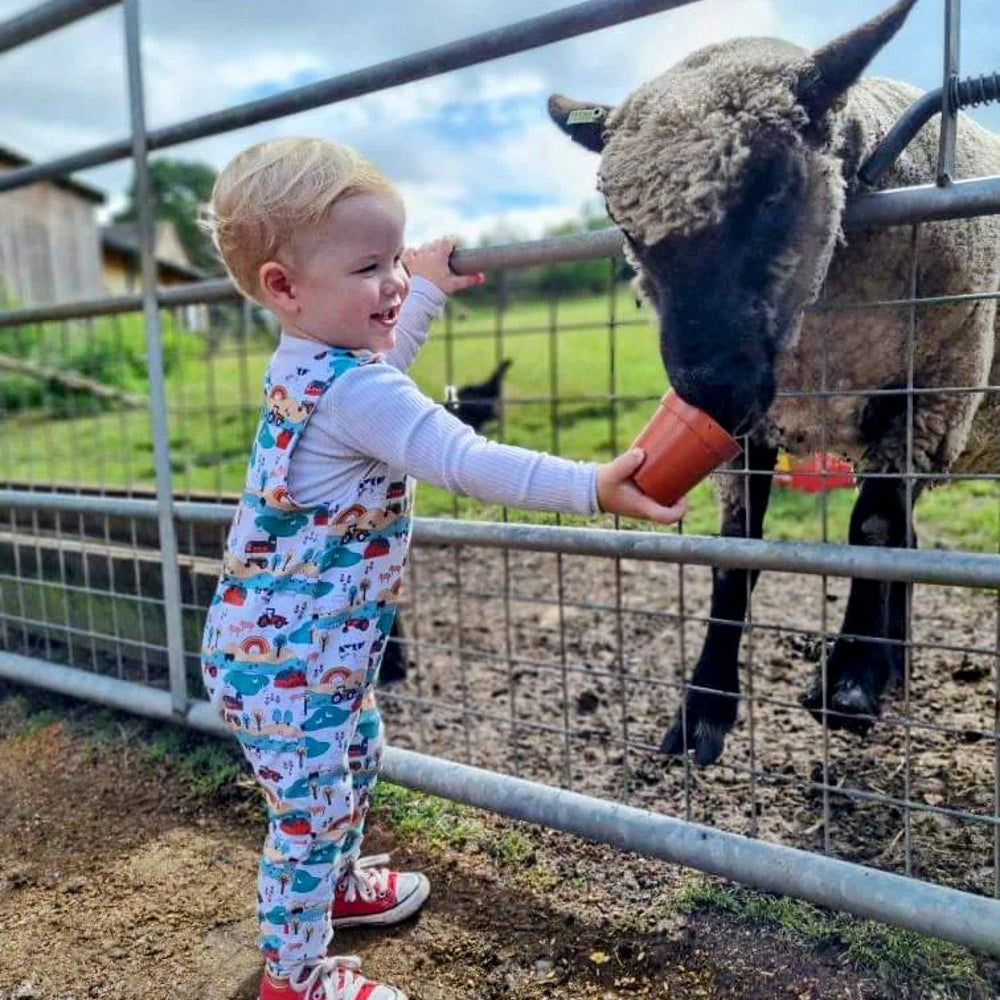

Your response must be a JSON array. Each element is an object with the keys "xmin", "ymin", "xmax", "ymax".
[
  {"xmin": 380, "ymin": 358, "xmax": 515, "ymax": 687},
  {"xmin": 379, "ymin": 617, "xmax": 409, "ymax": 687},
  {"xmin": 550, "ymin": 0, "xmax": 1000, "ymax": 763},
  {"xmin": 445, "ymin": 358, "xmax": 514, "ymax": 432}
]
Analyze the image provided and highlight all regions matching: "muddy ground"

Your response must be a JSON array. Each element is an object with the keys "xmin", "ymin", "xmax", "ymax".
[
  {"xmin": 1, "ymin": 545, "xmax": 998, "ymax": 999},
  {"xmin": 390, "ymin": 544, "xmax": 999, "ymax": 895}
]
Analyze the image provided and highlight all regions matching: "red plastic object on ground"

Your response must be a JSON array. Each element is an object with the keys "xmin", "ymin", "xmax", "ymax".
[{"xmin": 774, "ymin": 452, "xmax": 856, "ymax": 493}]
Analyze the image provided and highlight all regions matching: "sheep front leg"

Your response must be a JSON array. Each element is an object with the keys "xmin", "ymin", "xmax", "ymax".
[
  {"xmin": 801, "ymin": 474, "xmax": 919, "ymax": 732},
  {"xmin": 661, "ymin": 437, "xmax": 778, "ymax": 765}
]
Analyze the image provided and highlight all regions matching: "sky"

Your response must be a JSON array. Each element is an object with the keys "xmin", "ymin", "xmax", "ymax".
[{"xmin": 0, "ymin": 0, "xmax": 996, "ymax": 245}]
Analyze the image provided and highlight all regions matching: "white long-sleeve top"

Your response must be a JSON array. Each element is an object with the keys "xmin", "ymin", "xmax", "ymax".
[{"xmin": 285, "ymin": 276, "xmax": 599, "ymax": 514}]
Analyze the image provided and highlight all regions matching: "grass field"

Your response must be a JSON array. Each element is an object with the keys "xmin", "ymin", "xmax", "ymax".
[{"xmin": 2, "ymin": 287, "xmax": 997, "ymax": 552}]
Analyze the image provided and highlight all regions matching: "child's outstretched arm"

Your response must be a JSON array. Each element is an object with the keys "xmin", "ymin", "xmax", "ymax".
[
  {"xmin": 382, "ymin": 238, "xmax": 484, "ymax": 372},
  {"xmin": 322, "ymin": 363, "xmax": 688, "ymax": 527}
]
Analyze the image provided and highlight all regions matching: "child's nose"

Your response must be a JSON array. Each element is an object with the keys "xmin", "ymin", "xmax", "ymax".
[{"xmin": 383, "ymin": 270, "xmax": 407, "ymax": 297}]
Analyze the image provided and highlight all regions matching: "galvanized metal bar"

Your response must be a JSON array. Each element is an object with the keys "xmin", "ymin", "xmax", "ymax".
[
  {"xmin": 608, "ymin": 277, "xmax": 631, "ymax": 802},
  {"xmin": 15, "ymin": 280, "xmax": 1000, "ymax": 334},
  {"xmin": 937, "ymin": 0, "xmax": 961, "ymax": 186},
  {"xmin": 385, "ymin": 747, "xmax": 1000, "ymax": 957},
  {"xmin": 902, "ymin": 225, "xmax": 920, "ymax": 876},
  {"xmin": 3, "ymin": 490, "xmax": 1000, "ymax": 590},
  {"xmin": 859, "ymin": 88, "xmax": 943, "ymax": 187},
  {"xmin": 409, "ymin": 520, "xmax": 1000, "ymax": 590},
  {"xmin": 3, "ymin": 648, "xmax": 998, "ymax": 957},
  {"xmin": 0, "ymin": 282, "xmax": 235, "ymax": 328},
  {"xmin": 842, "ymin": 175, "xmax": 1000, "ymax": 228},
  {"xmin": 453, "ymin": 229, "xmax": 625, "ymax": 273},
  {"xmin": 676, "ymin": 517, "xmax": 692, "ymax": 821},
  {"xmin": 122, "ymin": 0, "xmax": 187, "ymax": 717},
  {"xmin": 0, "ymin": 0, "xmax": 702, "ymax": 194},
  {"xmin": 817, "ymin": 280, "xmax": 833, "ymax": 855},
  {"xmin": 548, "ymin": 295, "xmax": 573, "ymax": 789},
  {"xmin": 379, "ymin": 689, "xmax": 1000, "ymax": 830},
  {"xmin": 0, "ymin": 0, "xmax": 118, "ymax": 55},
  {"xmin": 494, "ymin": 279, "xmax": 518, "ymax": 775}
]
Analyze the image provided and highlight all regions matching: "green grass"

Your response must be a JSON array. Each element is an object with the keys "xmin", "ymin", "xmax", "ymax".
[
  {"xmin": 371, "ymin": 780, "xmax": 482, "ymax": 850},
  {"xmin": 678, "ymin": 879, "xmax": 992, "ymax": 999},
  {"xmin": 1, "ymin": 289, "xmax": 996, "ymax": 551},
  {"xmin": 140, "ymin": 722, "xmax": 248, "ymax": 799},
  {"xmin": 0, "ymin": 680, "xmax": 251, "ymax": 803}
]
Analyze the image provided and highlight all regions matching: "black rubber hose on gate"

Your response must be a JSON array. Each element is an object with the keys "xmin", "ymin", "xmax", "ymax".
[{"xmin": 858, "ymin": 70, "xmax": 1000, "ymax": 186}]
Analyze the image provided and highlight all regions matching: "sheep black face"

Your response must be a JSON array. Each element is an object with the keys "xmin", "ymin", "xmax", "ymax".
[
  {"xmin": 550, "ymin": 0, "xmax": 918, "ymax": 435},
  {"xmin": 617, "ymin": 142, "xmax": 808, "ymax": 434}
]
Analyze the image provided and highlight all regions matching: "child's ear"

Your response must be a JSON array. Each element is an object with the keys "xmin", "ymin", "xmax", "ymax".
[{"xmin": 258, "ymin": 261, "xmax": 297, "ymax": 312}]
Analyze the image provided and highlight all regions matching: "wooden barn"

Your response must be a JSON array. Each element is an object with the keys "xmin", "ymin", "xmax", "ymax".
[
  {"xmin": 0, "ymin": 143, "xmax": 105, "ymax": 307},
  {"xmin": 101, "ymin": 219, "xmax": 204, "ymax": 294},
  {"xmin": 0, "ymin": 145, "xmax": 208, "ymax": 328}
]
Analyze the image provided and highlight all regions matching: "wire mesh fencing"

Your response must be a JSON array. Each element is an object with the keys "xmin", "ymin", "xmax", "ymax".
[{"xmin": 0, "ymin": 244, "xmax": 996, "ymax": 907}]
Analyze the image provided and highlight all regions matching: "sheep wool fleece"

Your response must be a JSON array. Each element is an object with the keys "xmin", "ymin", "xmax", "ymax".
[{"xmin": 201, "ymin": 345, "xmax": 412, "ymax": 976}]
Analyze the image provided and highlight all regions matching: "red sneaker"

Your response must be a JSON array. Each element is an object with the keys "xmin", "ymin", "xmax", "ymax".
[
  {"xmin": 330, "ymin": 854, "xmax": 430, "ymax": 928},
  {"xmin": 259, "ymin": 955, "xmax": 405, "ymax": 1000}
]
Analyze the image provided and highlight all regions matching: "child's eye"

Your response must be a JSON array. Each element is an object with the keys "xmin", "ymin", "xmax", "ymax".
[{"xmin": 356, "ymin": 263, "xmax": 377, "ymax": 274}]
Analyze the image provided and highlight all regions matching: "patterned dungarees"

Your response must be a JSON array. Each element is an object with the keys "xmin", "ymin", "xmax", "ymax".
[{"xmin": 201, "ymin": 345, "xmax": 413, "ymax": 976}]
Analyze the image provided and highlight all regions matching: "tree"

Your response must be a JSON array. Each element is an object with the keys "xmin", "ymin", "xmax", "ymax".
[{"xmin": 116, "ymin": 158, "xmax": 220, "ymax": 274}]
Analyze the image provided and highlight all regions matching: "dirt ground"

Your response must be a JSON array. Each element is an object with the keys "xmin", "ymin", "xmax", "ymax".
[
  {"xmin": 1, "ymin": 693, "xmax": 992, "ymax": 1000},
  {"xmin": 1, "ymin": 547, "xmax": 998, "ymax": 999},
  {"xmin": 391, "ymin": 545, "xmax": 1000, "ymax": 896}
]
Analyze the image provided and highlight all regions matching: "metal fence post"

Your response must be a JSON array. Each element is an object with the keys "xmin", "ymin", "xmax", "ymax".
[
  {"xmin": 937, "ymin": 0, "xmax": 960, "ymax": 185},
  {"xmin": 122, "ymin": 0, "xmax": 189, "ymax": 716}
]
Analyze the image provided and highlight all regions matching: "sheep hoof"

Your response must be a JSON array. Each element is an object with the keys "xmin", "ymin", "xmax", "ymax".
[
  {"xmin": 800, "ymin": 677, "xmax": 880, "ymax": 735},
  {"xmin": 660, "ymin": 712, "xmax": 731, "ymax": 765}
]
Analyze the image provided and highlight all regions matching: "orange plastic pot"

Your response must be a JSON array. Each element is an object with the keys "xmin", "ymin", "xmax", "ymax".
[{"xmin": 631, "ymin": 392, "xmax": 742, "ymax": 505}]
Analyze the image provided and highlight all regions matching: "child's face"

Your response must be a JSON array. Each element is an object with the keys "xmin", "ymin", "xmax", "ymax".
[{"xmin": 280, "ymin": 191, "xmax": 410, "ymax": 351}]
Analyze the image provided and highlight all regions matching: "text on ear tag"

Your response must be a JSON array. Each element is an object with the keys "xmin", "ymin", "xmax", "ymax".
[{"xmin": 566, "ymin": 107, "xmax": 605, "ymax": 126}]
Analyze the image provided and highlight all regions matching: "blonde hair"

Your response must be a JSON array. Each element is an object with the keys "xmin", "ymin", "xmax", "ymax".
[{"xmin": 206, "ymin": 137, "xmax": 397, "ymax": 301}]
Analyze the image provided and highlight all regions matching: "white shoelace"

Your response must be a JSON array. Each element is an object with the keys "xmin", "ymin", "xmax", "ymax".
[
  {"xmin": 289, "ymin": 954, "xmax": 364, "ymax": 1000},
  {"xmin": 339, "ymin": 853, "xmax": 392, "ymax": 904}
]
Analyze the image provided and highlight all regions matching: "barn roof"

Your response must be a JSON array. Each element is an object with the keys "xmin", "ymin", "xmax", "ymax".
[
  {"xmin": 101, "ymin": 221, "xmax": 205, "ymax": 280},
  {"xmin": 0, "ymin": 143, "xmax": 106, "ymax": 204}
]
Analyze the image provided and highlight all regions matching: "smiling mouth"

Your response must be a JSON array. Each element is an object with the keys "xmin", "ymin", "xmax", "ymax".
[{"xmin": 373, "ymin": 305, "xmax": 400, "ymax": 327}]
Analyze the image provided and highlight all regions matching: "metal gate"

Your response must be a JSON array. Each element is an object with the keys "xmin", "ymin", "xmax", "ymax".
[{"xmin": 0, "ymin": 0, "xmax": 999, "ymax": 957}]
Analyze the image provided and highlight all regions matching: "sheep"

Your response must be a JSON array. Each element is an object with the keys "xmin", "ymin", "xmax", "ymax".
[{"xmin": 549, "ymin": 0, "xmax": 1000, "ymax": 765}]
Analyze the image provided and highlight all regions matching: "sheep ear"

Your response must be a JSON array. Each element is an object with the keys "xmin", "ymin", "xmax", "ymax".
[
  {"xmin": 796, "ymin": 0, "xmax": 917, "ymax": 123},
  {"xmin": 548, "ymin": 94, "xmax": 614, "ymax": 153}
]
